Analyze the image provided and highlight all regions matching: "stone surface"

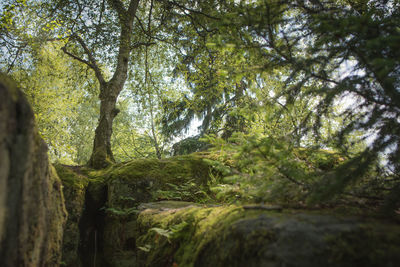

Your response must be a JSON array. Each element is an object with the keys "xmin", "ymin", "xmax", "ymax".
[
  {"xmin": 0, "ymin": 75, "xmax": 67, "ymax": 267},
  {"xmin": 136, "ymin": 203, "xmax": 400, "ymax": 267},
  {"xmin": 57, "ymin": 155, "xmax": 214, "ymax": 266}
]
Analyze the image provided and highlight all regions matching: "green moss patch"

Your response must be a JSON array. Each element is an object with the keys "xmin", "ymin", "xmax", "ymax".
[
  {"xmin": 55, "ymin": 164, "xmax": 89, "ymax": 189},
  {"xmin": 106, "ymin": 154, "xmax": 211, "ymax": 184},
  {"xmin": 136, "ymin": 204, "xmax": 270, "ymax": 266}
]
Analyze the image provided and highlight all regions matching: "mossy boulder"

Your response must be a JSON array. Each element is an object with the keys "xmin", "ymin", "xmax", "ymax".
[
  {"xmin": 96, "ymin": 154, "xmax": 214, "ymax": 266},
  {"xmin": 0, "ymin": 75, "xmax": 67, "ymax": 266},
  {"xmin": 135, "ymin": 202, "xmax": 400, "ymax": 267},
  {"xmin": 58, "ymin": 154, "xmax": 215, "ymax": 266},
  {"xmin": 106, "ymin": 155, "xmax": 212, "ymax": 203}
]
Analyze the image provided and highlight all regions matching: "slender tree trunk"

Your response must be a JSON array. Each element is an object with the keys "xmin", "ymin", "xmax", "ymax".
[
  {"xmin": 149, "ymin": 102, "xmax": 162, "ymax": 159},
  {"xmin": 88, "ymin": 82, "xmax": 122, "ymax": 168},
  {"xmin": 61, "ymin": 0, "xmax": 141, "ymax": 168},
  {"xmin": 144, "ymin": 32, "xmax": 162, "ymax": 160}
]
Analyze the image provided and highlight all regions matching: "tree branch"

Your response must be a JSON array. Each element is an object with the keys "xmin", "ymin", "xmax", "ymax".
[
  {"xmin": 72, "ymin": 34, "xmax": 106, "ymax": 84},
  {"xmin": 61, "ymin": 45, "xmax": 92, "ymax": 67}
]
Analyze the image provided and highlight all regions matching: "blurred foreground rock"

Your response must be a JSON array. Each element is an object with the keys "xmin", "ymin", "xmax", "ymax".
[{"xmin": 0, "ymin": 75, "xmax": 67, "ymax": 266}]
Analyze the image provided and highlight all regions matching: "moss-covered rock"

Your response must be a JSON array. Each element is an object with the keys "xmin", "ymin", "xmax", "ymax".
[
  {"xmin": 135, "ymin": 203, "xmax": 400, "ymax": 267},
  {"xmin": 55, "ymin": 165, "xmax": 89, "ymax": 267},
  {"xmin": 96, "ymin": 154, "xmax": 214, "ymax": 266},
  {"xmin": 59, "ymin": 153, "xmax": 400, "ymax": 267},
  {"xmin": 58, "ymin": 154, "xmax": 214, "ymax": 267},
  {"xmin": 56, "ymin": 164, "xmax": 110, "ymax": 267},
  {"xmin": 0, "ymin": 75, "xmax": 67, "ymax": 266}
]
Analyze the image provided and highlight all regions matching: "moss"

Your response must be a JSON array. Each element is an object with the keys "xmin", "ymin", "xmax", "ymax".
[
  {"xmin": 106, "ymin": 154, "xmax": 211, "ymax": 184},
  {"xmin": 89, "ymin": 148, "xmax": 115, "ymax": 170},
  {"xmin": 55, "ymin": 165, "xmax": 89, "ymax": 189},
  {"xmin": 101, "ymin": 154, "xmax": 215, "ymax": 213}
]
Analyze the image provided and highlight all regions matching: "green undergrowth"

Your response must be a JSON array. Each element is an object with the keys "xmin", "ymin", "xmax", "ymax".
[{"xmin": 201, "ymin": 135, "xmax": 387, "ymax": 210}]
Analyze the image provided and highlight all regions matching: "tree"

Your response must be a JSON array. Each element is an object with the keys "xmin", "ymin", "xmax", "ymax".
[
  {"xmin": 111, "ymin": 41, "xmax": 178, "ymax": 161},
  {"xmin": 160, "ymin": 1, "xmax": 257, "ymax": 140},
  {"xmin": 2, "ymin": 0, "xmax": 219, "ymax": 164},
  {"xmin": 201, "ymin": 0, "xmax": 400, "ymax": 210},
  {"xmin": 47, "ymin": 0, "xmax": 141, "ymax": 168}
]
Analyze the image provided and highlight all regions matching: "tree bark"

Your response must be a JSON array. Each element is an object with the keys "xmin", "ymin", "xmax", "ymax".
[{"xmin": 88, "ymin": 82, "xmax": 122, "ymax": 168}]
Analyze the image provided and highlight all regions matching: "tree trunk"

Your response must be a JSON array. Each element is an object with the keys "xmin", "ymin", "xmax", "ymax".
[
  {"xmin": 61, "ymin": 0, "xmax": 140, "ymax": 168},
  {"xmin": 88, "ymin": 83, "xmax": 121, "ymax": 169}
]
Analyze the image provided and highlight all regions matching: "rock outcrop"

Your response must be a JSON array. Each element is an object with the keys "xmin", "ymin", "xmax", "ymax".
[
  {"xmin": 0, "ymin": 75, "xmax": 67, "ymax": 266},
  {"xmin": 56, "ymin": 155, "xmax": 213, "ymax": 266},
  {"xmin": 135, "ymin": 203, "xmax": 400, "ymax": 267},
  {"xmin": 58, "ymin": 155, "xmax": 400, "ymax": 267},
  {"xmin": 54, "ymin": 165, "xmax": 88, "ymax": 267}
]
